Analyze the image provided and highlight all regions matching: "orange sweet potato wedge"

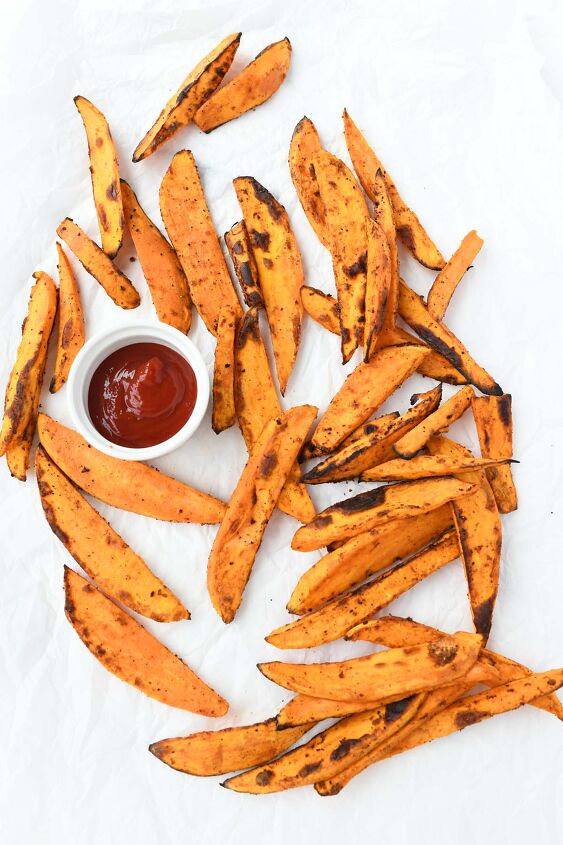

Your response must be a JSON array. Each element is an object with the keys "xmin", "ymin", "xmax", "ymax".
[
  {"xmin": 288, "ymin": 117, "xmax": 331, "ymax": 248},
  {"xmin": 361, "ymin": 454, "xmax": 512, "ymax": 483},
  {"xmin": 6, "ymin": 381, "xmax": 42, "ymax": 481},
  {"xmin": 49, "ymin": 243, "xmax": 85, "ymax": 393},
  {"xmin": 212, "ymin": 305, "xmax": 238, "ymax": 434},
  {"xmin": 364, "ymin": 217, "xmax": 391, "ymax": 360},
  {"xmin": 472, "ymin": 394, "xmax": 517, "ymax": 513},
  {"xmin": 372, "ymin": 169, "xmax": 399, "ymax": 333},
  {"xmin": 224, "ymin": 221, "xmax": 263, "ymax": 309},
  {"xmin": 392, "ymin": 385, "xmax": 474, "ymax": 459},
  {"xmin": 300, "ymin": 286, "xmax": 340, "ymax": 334},
  {"xmin": 426, "ymin": 230, "xmax": 484, "ymax": 320}
]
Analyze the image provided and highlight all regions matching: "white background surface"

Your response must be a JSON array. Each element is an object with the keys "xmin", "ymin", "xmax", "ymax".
[{"xmin": 1, "ymin": 0, "xmax": 563, "ymax": 842}]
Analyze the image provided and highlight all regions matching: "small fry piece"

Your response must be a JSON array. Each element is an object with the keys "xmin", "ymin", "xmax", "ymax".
[
  {"xmin": 120, "ymin": 180, "xmax": 191, "ymax": 333},
  {"xmin": 398, "ymin": 281, "xmax": 502, "ymax": 395},
  {"xmin": 56, "ymin": 218, "xmax": 140, "ymax": 309},
  {"xmin": 0, "ymin": 272, "xmax": 57, "ymax": 457},
  {"xmin": 310, "ymin": 344, "xmax": 428, "ymax": 454},
  {"xmin": 266, "ymin": 529, "xmax": 460, "ymax": 649},
  {"xmin": 393, "ymin": 385, "xmax": 474, "ymax": 459},
  {"xmin": 64, "ymin": 567, "xmax": 227, "ymax": 715},
  {"xmin": 372, "ymin": 170, "xmax": 398, "ymax": 332},
  {"xmin": 36, "ymin": 447, "xmax": 187, "ymax": 622},
  {"xmin": 288, "ymin": 117, "xmax": 331, "ymax": 248},
  {"xmin": 38, "ymin": 414, "xmax": 226, "ymax": 523},
  {"xmin": 160, "ymin": 151, "xmax": 242, "ymax": 335},
  {"xmin": 361, "ymin": 454, "xmax": 512, "ymax": 482},
  {"xmin": 301, "ymin": 286, "xmax": 340, "ymax": 334},
  {"xmin": 426, "ymin": 230, "xmax": 484, "ymax": 320},
  {"xmin": 225, "ymin": 221, "xmax": 263, "ymax": 309},
  {"xmin": 149, "ymin": 719, "xmax": 314, "ymax": 777},
  {"xmin": 364, "ymin": 217, "xmax": 391, "ymax": 360},
  {"xmin": 233, "ymin": 176, "xmax": 304, "ymax": 394},
  {"xmin": 208, "ymin": 405, "xmax": 317, "ymax": 623},
  {"xmin": 132, "ymin": 33, "xmax": 241, "ymax": 161},
  {"xmin": 472, "ymin": 394, "xmax": 517, "ymax": 513},
  {"xmin": 50, "ymin": 243, "xmax": 85, "ymax": 393},
  {"xmin": 74, "ymin": 95, "xmax": 124, "ymax": 258},
  {"xmin": 194, "ymin": 38, "xmax": 291, "ymax": 133},
  {"xmin": 343, "ymin": 109, "xmax": 445, "ymax": 269},
  {"xmin": 212, "ymin": 305, "xmax": 238, "ymax": 433},
  {"xmin": 292, "ymin": 476, "xmax": 475, "ymax": 552}
]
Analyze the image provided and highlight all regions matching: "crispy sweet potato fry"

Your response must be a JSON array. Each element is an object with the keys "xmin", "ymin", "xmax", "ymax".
[
  {"xmin": 392, "ymin": 385, "xmax": 474, "ymax": 459},
  {"xmin": 426, "ymin": 230, "xmax": 484, "ymax": 319},
  {"xmin": 132, "ymin": 33, "xmax": 241, "ymax": 161},
  {"xmin": 74, "ymin": 95, "xmax": 124, "ymax": 258},
  {"xmin": 36, "ymin": 448, "xmax": 187, "ymax": 622},
  {"xmin": 223, "ymin": 695, "xmax": 424, "ymax": 794},
  {"xmin": 235, "ymin": 307, "xmax": 315, "ymax": 523},
  {"xmin": 267, "ymin": 529, "xmax": 460, "ymax": 649},
  {"xmin": 343, "ymin": 109, "xmax": 445, "ymax": 270},
  {"xmin": 150, "ymin": 719, "xmax": 315, "ymax": 777},
  {"xmin": 194, "ymin": 38, "xmax": 291, "ymax": 133},
  {"xmin": 398, "ymin": 281, "xmax": 502, "ymax": 395},
  {"xmin": 472, "ymin": 394, "xmax": 517, "ymax": 513},
  {"xmin": 361, "ymin": 454, "xmax": 511, "ymax": 482},
  {"xmin": 313, "ymin": 150, "xmax": 369, "ymax": 362},
  {"xmin": 160, "ymin": 151, "xmax": 242, "ymax": 335},
  {"xmin": 49, "ymin": 243, "xmax": 85, "ymax": 393},
  {"xmin": 208, "ymin": 405, "xmax": 317, "ymax": 623},
  {"xmin": 6, "ymin": 381, "xmax": 41, "ymax": 481},
  {"xmin": 37, "ymin": 414, "xmax": 226, "ymax": 523},
  {"xmin": 212, "ymin": 305, "xmax": 238, "ymax": 433},
  {"xmin": 0, "ymin": 272, "xmax": 57, "ymax": 458},
  {"xmin": 364, "ymin": 217, "xmax": 391, "ymax": 360},
  {"xmin": 233, "ymin": 176, "xmax": 304, "ymax": 394},
  {"xmin": 310, "ymin": 344, "xmax": 428, "ymax": 454},
  {"xmin": 301, "ymin": 286, "xmax": 340, "ymax": 334},
  {"xmin": 120, "ymin": 180, "xmax": 191, "ymax": 333},
  {"xmin": 64, "ymin": 567, "xmax": 227, "ymax": 715},
  {"xmin": 372, "ymin": 170, "xmax": 398, "ymax": 332},
  {"xmin": 288, "ymin": 117, "xmax": 330, "ymax": 248},
  {"xmin": 56, "ymin": 218, "xmax": 140, "ymax": 309},
  {"xmin": 225, "ymin": 221, "xmax": 263, "ymax": 309}
]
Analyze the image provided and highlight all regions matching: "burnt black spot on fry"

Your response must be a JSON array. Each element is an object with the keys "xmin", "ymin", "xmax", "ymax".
[{"xmin": 385, "ymin": 695, "xmax": 415, "ymax": 722}]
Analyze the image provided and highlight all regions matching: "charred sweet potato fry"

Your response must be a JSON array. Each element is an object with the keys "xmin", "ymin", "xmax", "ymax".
[
  {"xmin": 361, "ymin": 454, "xmax": 511, "ymax": 482},
  {"xmin": 120, "ymin": 180, "xmax": 191, "ymax": 333},
  {"xmin": 225, "ymin": 221, "xmax": 263, "ymax": 308},
  {"xmin": 300, "ymin": 286, "xmax": 340, "ymax": 334},
  {"xmin": 392, "ymin": 385, "xmax": 474, "ymax": 459},
  {"xmin": 364, "ymin": 217, "xmax": 391, "ymax": 359},
  {"xmin": 0, "ymin": 272, "xmax": 57, "ymax": 458},
  {"xmin": 149, "ymin": 719, "xmax": 314, "ymax": 777},
  {"xmin": 233, "ymin": 176, "xmax": 304, "ymax": 394},
  {"xmin": 37, "ymin": 414, "xmax": 226, "ymax": 523},
  {"xmin": 36, "ymin": 448, "xmax": 187, "ymax": 622},
  {"xmin": 64, "ymin": 567, "xmax": 227, "ymax": 715},
  {"xmin": 194, "ymin": 38, "xmax": 291, "ymax": 133},
  {"xmin": 288, "ymin": 117, "xmax": 331, "ymax": 248},
  {"xmin": 343, "ymin": 109, "xmax": 445, "ymax": 269},
  {"xmin": 133, "ymin": 32, "xmax": 241, "ymax": 161},
  {"xmin": 267, "ymin": 529, "xmax": 460, "ymax": 649},
  {"xmin": 49, "ymin": 243, "xmax": 85, "ymax": 393},
  {"xmin": 372, "ymin": 170, "xmax": 398, "ymax": 332},
  {"xmin": 426, "ymin": 230, "xmax": 484, "ymax": 320},
  {"xmin": 310, "ymin": 344, "xmax": 428, "ymax": 454},
  {"xmin": 6, "ymin": 381, "xmax": 42, "ymax": 481},
  {"xmin": 208, "ymin": 405, "xmax": 317, "ymax": 623},
  {"xmin": 160, "ymin": 151, "xmax": 242, "ymax": 335},
  {"xmin": 56, "ymin": 218, "xmax": 140, "ymax": 309},
  {"xmin": 472, "ymin": 394, "xmax": 517, "ymax": 513},
  {"xmin": 212, "ymin": 305, "xmax": 238, "ymax": 434},
  {"xmin": 74, "ymin": 95, "xmax": 124, "ymax": 257}
]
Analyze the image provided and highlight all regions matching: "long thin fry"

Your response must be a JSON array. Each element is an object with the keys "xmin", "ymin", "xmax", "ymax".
[{"xmin": 426, "ymin": 230, "xmax": 483, "ymax": 319}]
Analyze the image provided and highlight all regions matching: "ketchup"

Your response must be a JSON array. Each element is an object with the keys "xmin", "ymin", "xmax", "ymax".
[{"xmin": 88, "ymin": 342, "xmax": 197, "ymax": 448}]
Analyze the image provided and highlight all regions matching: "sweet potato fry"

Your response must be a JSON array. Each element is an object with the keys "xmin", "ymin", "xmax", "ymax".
[
  {"xmin": 301, "ymin": 286, "xmax": 340, "ymax": 334},
  {"xmin": 361, "ymin": 454, "xmax": 511, "ymax": 483},
  {"xmin": 343, "ymin": 109, "xmax": 445, "ymax": 269},
  {"xmin": 472, "ymin": 394, "xmax": 517, "ymax": 513},
  {"xmin": 0, "ymin": 272, "xmax": 57, "ymax": 457},
  {"xmin": 426, "ymin": 230, "xmax": 484, "ymax": 319},
  {"xmin": 223, "ymin": 695, "xmax": 424, "ymax": 794},
  {"xmin": 49, "ymin": 243, "xmax": 85, "ymax": 393},
  {"xmin": 56, "ymin": 218, "xmax": 140, "ymax": 309},
  {"xmin": 225, "ymin": 221, "xmax": 263, "ymax": 309},
  {"xmin": 234, "ymin": 307, "xmax": 315, "ymax": 523},
  {"xmin": 160, "ymin": 151, "xmax": 242, "ymax": 335},
  {"xmin": 74, "ymin": 95, "xmax": 124, "ymax": 258},
  {"xmin": 149, "ymin": 718, "xmax": 314, "ymax": 777},
  {"xmin": 36, "ymin": 447, "xmax": 187, "ymax": 622},
  {"xmin": 233, "ymin": 176, "xmax": 304, "ymax": 394},
  {"xmin": 6, "ymin": 381, "xmax": 41, "ymax": 481},
  {"xmin": 392, "ymin": 385, "xmax": 474, "ymax": 459},
  {"xmin": 364, "ymin": 217, "xmax": 391, "ymax": 360},
  {"xmin": 266, "ymin": 529, "xmax": 460, "ymax": 649},
  {"xmin": 372, "ymin": 170, "xmax": 399, "ymax": 332},
  {"xmin": 120, "ymin": 180, "xmax": 191, "ymax": 333},
  {"xmin": 64, "ymin": 567, "xmax": 227, "ymax": 715},
  {"xmin": 208, "ymin": 405, "xmax": 317, "ymax": 623},
  {"xmin": 310, "ymin": 344, "xmax": 428, "ymax": 454},
  {"xmin": 212, "ymin": 305, "xmax": 238, "ymax": 434},
  {"xmin": 312, "ymin": 150, "xmax": 369, "ymax": 362},
  {"xmin": 193, "ymin": 38, "xmax": 291, "ymax": 133},
  {"xmin": 37, "ymin": 414, "xmax": 226, "ymax": 523},
  {"xmin": 398, "ymin": 281, "xmax": 502, "ymax": 395},
  {"xmin": 288, "ymin": 117, "xmax": 330, "ymax": 248},
  {"xmin": 132, "ymin": 32, "xmax": 241, "ymax": 161}
]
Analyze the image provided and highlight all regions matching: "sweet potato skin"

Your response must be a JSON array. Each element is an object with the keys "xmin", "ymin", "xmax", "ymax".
[
  {"xmin": 289, "ymin": 117, "xmax": 331, "ymax": 248},
  {"xmin": 426, "ymin": 230, "xmax": 484, "ymax": 319},
  {"xmin": 50, "ymin": 243, "xmax": 85, "ymax": 393},
  {"xmin": 472, "ymin": 394, "xmax": 517, "ymax": 513},
  {"xmin": 392, "ymin": 385, "xmax": 474, "ymax": 459},
  {"xmin": 212, "ymin": 305, "xmax": 238, "ymax": 433},
  {"xmin": 225, "ymin": 221, "xmax": 263, "ymax": 309}
]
